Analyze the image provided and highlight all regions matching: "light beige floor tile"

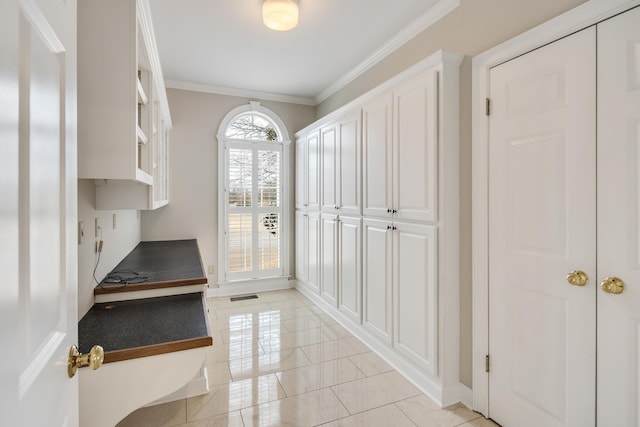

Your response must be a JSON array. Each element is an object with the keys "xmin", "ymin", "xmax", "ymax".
[
  {"xmin": 205, "ymin": 340, "xmax": 264, "ymax": 364},
  {"xmin": 214, "ymin": 303, "xmax": 271, "ymax": 319},
  {"xmin": 180, "ymin": 410, "xmax": 244, "ymax": 427},
  {"xmin": 186, "ymin": 374, "xmax": 285, "ymax": 422},
  {"xmin": 315, "ymin": 312, "xmax": 339, "ymax": 326},
  {"xmin": 281, "ymin": 315, "xmax": 324, "ymax": 332},
  {"xmin": 205, "ymin": 361, "xmax": 232, "ymax": 386},
  {"xmin": 331, "ymin": 371, "xmax": 421, "ymax": 414},
  {"xmin": 275, "ymin": 357, "xmax": 366, "ymax": 396},
  {"xmin": 320, "ymin": 403, "xmax": 417, "ymax": 427},
  {"xmin": 459, "ymin": 417, "xmax": 502, "ymax": 427},
  {"xmin": 319, "ymin": 323, "xmax": 352, "ymax": 341},
  {"xmin": 241, "ymin": 388, "xmax": 349, "ymax": 427},
  {"xmin": 259, "ymin": 327, "xmax": 327, "ymax": 352},
  {"xmin": 348, "ymin": 352, "xmax": 393, "ymax": 376},
  {"xmin": 395, "ymin": 399, "xmax": 481, "ymax": 427},
  {"xmin": 116, "ymin": 398, "xmax": 186, "ymax": 427},
  {"xmin": 229, "ymin": 347, "xmax": 311, "ymax": 381},
  {"xmin": 301, "ymin": 337, "xmax": 370, "ymax": 364},
  {"xmin": 267, "ymin": 298, "xmax": 311, "ymax": 310}
]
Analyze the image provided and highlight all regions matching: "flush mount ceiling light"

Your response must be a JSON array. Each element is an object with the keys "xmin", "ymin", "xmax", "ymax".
[{"xmin": 263, "ymin": 0, "xmax": 298, "ymax": 31}]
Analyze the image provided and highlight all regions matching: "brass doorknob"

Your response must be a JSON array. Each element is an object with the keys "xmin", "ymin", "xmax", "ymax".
[
  {"xmin": 601, "ymin": 277, "xmax": 624, "ymax": 294},
  {"xmin": 67, "ymin": 345, "xmax": 104, "ymax": 378},
  {"xmin": 566, "ymin": 270, "xmax": 588, "ymax": 286}
]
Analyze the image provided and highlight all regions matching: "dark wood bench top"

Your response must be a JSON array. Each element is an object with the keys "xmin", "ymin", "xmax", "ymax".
[
  {"xmin": 79, "ymin": 292, "xmax": 212, "ymax": 364},
  {"xmin": 94, "ymin": 239, "xmax": 207, "ymax": 295}
]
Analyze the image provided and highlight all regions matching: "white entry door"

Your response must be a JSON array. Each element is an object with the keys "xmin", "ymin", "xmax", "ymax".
[
  {"xmin": 1, "ymin": 0, "xmax": 79, "ymax": 425},
  {"xmin": 597, "ymin": 7, "xmax": 640, "ymax": 425},
  {"xmin": 488, "ymin": 27, "xmax": 597, "ymax": 427}
]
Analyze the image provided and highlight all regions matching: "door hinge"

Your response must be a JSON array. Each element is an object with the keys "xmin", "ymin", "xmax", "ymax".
[
  {"xmin": 485, "ymin": 98, "xmax": 491, "ymax": 116},
  {"xmin": 485, "ymin": 355, "xmax": 490, "ymax": 373}
]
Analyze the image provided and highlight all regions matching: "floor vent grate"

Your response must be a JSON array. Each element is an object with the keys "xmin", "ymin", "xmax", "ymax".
[{"xmin": 230, "ymin": 294, "xmax": 259, "ymax": 302}]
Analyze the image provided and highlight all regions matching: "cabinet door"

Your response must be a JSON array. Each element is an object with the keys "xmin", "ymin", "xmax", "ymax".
[
  {"xmin": 320, "ymin": 214, "xmax": 338, "ymax": 306},
  {"xmin": 295, "ymin": 210, "xmax": 307, "ymax": 282},
  {"xmin": 362, "ymin": 94, "xmax": 393, "ymax": 218},
  {"xmin": 320, "ymin": 125, "xmax": 338, "ymax": 213},
  {"xmin": 338, "ymin": 216, "xmax": 362, "ymax": 323},
  {"xmin": 307, "ymin": 131, "xmax": 320, "ymax": 211},
  {"xmin": 393, "ymin": 222, "xmax": 438, "ymax": 375},
  {"xmin": 393, "ymin": 70, "xmax": 438, "ymax": 222},
  {"xmin": 338, "ymin": 111, "xmax": 361, "ymax": 216},
  {"xmin": 597, "ymin": 8, "xmax": 640, "ymax": 426},
  {"xmin": 363, "ymin": 218, "xmax": 393, "ymax": 344},
  {"xmin": 295, "ymin": 138, "xmax": 307, "ymax": 210},
  {"xmin": 306, "ymin": 212, "xmax": 321, "ymax": 293}
]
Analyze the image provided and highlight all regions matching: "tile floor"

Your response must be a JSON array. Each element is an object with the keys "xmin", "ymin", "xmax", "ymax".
[{"xmin": 117, "ymin": 289, "xmax": 499, "ymax": 427}]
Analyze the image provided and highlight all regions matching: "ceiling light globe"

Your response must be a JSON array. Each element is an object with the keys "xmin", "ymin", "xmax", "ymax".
[{"xmin": 263, "ymin": 0, "xmax": 298, "ymax": 31}]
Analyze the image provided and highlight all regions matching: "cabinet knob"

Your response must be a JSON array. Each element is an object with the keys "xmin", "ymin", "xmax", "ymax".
[
  {"xmin": 386, "ymin": 225, "xmax": 391, "ymax": 230},
  {"xmin": 387, "ymin": 208, "xmax": 392, "ymax": 213},
  {"xmin": 392, "ymin": 209, "xmax": 398, "ymax": 214}
]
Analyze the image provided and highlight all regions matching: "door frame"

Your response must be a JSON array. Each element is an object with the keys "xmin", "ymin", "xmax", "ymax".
[{"xmin": 470, "ymin": 0, "xmax": 640, "ymax": 416}]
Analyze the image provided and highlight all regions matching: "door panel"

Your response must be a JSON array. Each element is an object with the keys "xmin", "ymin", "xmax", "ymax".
[
  {"xmin": 362, "ymin": 95, "xmax": 393, "ymax": 218},
  {"xmin": 5, "ymin": 0, "xmax": 79, "ymax": 424},
  {"xmin": 488, "ymin": 27, "xmax": 596, "ymax": 427},
  {"xmin": 394, "ymin": 222, "xmax": 437, "ymax": 375},
  {"xmin": 393, "ymin": 71, "xmax": 438, "ymax": 222},
  {"xmin": 363, "ymin": 218, "xmax": 393, "ymax": 344},
  {"xmin": 320, "ymin": 214, "xmax": 338, "ymax": 306},
  {"xmin": 597, "ymin": 7, "xmax": 640, "ymax": 425},
  {"xmin": 321, "ymin": 125, "xmax": 337, "ymax": 213},
  {"xmin": 295, "ymin": 211, "xmax": 307, "ymax": 283},
  {"xmin": 307, "ymin": 131, "xmax": 320, "ymax": 211},
  {"xmin": 306, "ymin": 212, "xmax": 320, "ymax": 293},
  {"xmin": 338, "ymin": 216, "xmax": 361, "ymax": 323},
  {"xmin": 338, "ymin": 112, "xmax": 361, "ymax": 216}
]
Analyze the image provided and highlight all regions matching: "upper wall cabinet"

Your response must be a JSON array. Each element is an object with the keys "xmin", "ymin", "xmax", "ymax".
[
  {"xmin": 320, "ymin": 111, "xmax": 363, "ymax": 216},
  {"xmin": 78, "ymin": 0, "xmax": 172, "ymax": 210},
  {"xmin": 363, "ymin": 70, "xmax": 438, "ymax": 222}
]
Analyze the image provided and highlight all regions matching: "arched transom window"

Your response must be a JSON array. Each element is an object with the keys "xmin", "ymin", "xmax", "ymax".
[{"xmin": 218, "ymin": 103, "xmax": 290, "ymax": 284}]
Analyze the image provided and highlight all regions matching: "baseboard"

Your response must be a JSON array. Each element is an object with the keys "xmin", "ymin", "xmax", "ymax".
[
  {"xmin": 443, "ymin": 382, "xmax": 473, "ymax": 408},
  {"xmin": 294, "ymin": 279, "xmax": 459, "ymax": 408},
  {"xmin": 206, "ymin": 277, "xmax": 292, "ymax": 298}
]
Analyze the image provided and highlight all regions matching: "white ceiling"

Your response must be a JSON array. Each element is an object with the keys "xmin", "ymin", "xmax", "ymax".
[{"xmin": 148, "ymin": 0, "xmax": 457, "ymax": 105}]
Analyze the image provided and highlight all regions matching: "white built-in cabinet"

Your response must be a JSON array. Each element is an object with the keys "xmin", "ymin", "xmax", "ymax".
[
  {"xmin": 363, "ymin": 70, "xmax": 438, "ymax": 222},
  {"xmin": 78, "ymin": 0, "xmax": 172, "ymax": 210},
  {"xmin": 320, "ymin": 111, "xmax": 362, "ymax": 215},
  {"xmin": 295, "ymin": 50, "xmax": 463, "ymax": 406}
]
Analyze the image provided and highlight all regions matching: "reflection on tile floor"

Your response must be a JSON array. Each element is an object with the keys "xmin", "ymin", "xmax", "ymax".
[{"xmin": 116, "ymin": 289, "xmax": 498, "ymax": 427}]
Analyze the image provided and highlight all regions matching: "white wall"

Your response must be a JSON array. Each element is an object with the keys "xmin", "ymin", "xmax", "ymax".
[
  {"xmin": 141, "ymin": 89, "xmax": 316, "ymax": 287},
  {"xmin": 77, "ymin": 180, "xmax": 141, "ymax": 318}
]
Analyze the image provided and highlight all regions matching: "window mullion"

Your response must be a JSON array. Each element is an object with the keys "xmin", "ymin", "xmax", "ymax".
[{"xmin": 252, "ymin": 146, "xmax": 259, "ymax": 277}]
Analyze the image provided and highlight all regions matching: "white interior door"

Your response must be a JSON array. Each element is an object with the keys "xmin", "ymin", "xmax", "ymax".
[
  {"xmin": 1, "ymin": 0, "xmax": 79, "ymax": 425},
  {"xmin": 320, "ymin": 214, "xmax": 338, "ymax": 305},
  {"xmin": 488, "ymin": 27, "xmax": 596, "ymax": 427},
  {"xmin": 597, "ymin": 7, "xmax": 640, "ymax": 425}
]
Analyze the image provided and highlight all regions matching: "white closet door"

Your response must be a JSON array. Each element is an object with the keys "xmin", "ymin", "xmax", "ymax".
[
  {"xmin": 306, "ymin": 212, "xmax": 320, "ymax": 293},
  {"xmin": 320, "ymin": 125, "xmax": 338, "ymax": 213},
  {"xmin": 338, "ymin": 216, "xmax": 362, "ymax": 322},
  {"xmin": 488, "ymin": 27, "xmax": 596, "ymax": 427},
  {"xmin": 307, "ymin": 131, "xmax": 320, "ymax": 211},
  {"xmin": 597, "ymin": 7, "xmax": 640, "ymax": 426}
]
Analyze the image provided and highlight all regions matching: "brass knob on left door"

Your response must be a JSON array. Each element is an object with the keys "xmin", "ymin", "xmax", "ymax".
[
  {"xmin": 566, "ymin": 270, "xmax": 588, "ymax": 286},
  {"xmin": 67, "ymin": 345, "xmax": 104, "ymax": 378}
]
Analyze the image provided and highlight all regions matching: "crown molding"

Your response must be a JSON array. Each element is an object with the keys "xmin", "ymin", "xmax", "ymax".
[
  {"xmin": 164, "ymin": 79, "xmax": 317, "ymax": 106},
  {"xmin": 313, "ymin": 0, "xmax": 460, "ymax": 104}
]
